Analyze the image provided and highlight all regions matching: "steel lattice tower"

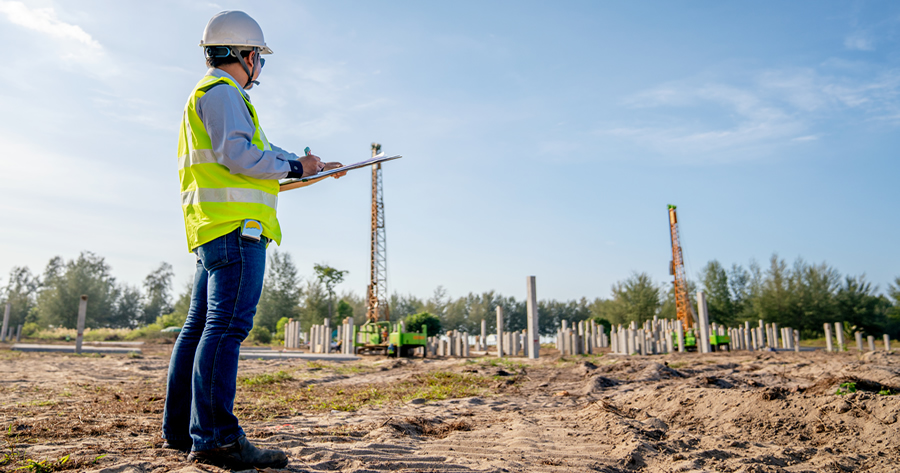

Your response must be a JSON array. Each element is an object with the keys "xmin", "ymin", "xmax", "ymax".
[
  {"xmin": 366, "ymin": 143, "xmax": 389, "ymax": 322},
  {"xmin": 668, "ymin": 205, "xmax": 695, "ymax": 330}
]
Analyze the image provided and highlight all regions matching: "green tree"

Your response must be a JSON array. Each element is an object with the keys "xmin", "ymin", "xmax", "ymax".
[
  {"xmin": 659, "ymin": 278, "xmax": 697, "ymax": 323},
  {"xmin": 1, "ymin": 266, "xmax": 40, "ymax": 329},
  {"xmin": 835, "ymin": 275, "xmax": 889, "ymax": 335},
  {"xmin": 700, "ymin": 260, "xmax": 735, "ymax": 325},
  {"xmin": 140, "ymin": 262, "xmax": 174, "ymax": 327},
  {"xmin": 589, "ymin": 298, "xmax": 624, "ymax": 326},
  {"xmin": 791, "ymin": 260, "xmax": 840, "ymax": 334},
  {"xmin": 313, "ymin": 263, "xmax": 347, "ymax": 321},
  {"xmin": 35, "ymin": 253, "xmax": 122, "ymax": 329},
  {"xmin": 116, "ymin": 285, "xmax": 144, "ymax": 328},
  {"xmin": 336, "ymin": 299, "xmax": 353, "ymax": 320},
  {"xmin": 405, "ymin": 312, "xmax": 442, "ymax": 336},
  {"xmin": 299, "ymin": 278, "xmax": 329, "ymax": 330},
  {"xmin": 256, "ymin": 250, "xmax": 302, "ymax": 331},
  {"xmin": 728, "ymin": 263, "xmax": 756, "ymax": 322},
  {"xmin": 424, "ymin": 286, "xmax": 449, "ymax": 322},
  {"xmin": 539, "ymin": 298, "xmax": 591, "ymax": 335},
  {"xmin": 390, "ymin": 293, "xmax": 426, "ymax": 321},
  {"xmin": 755, "ymin": 255, "xmax": 796, "ymax": 328},
  {"xmin": 159, "ymin": 281, "xmax": 192, "ymax": 328},
  {"xmin": 611, "ymin": 272, "xmax": 661, "ymax": 326},
  {"xmin": 885, "ymin": 277, "xmax": 900, "ymax": 337}
]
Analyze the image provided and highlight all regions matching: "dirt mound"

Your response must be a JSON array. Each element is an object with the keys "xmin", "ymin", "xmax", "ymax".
[
  {"xmin": 574, "ymin": 360, "xmax": 597, "ymax": 377},
  {"xmin": 805, "ymin": 375, "xmax": 899, "ymax": 395},
  {"xmin": 634, "ymin": 362, "xmax": 685, "ymax": 381},
  {"xmin": 580, "ymin": 375, "xmax": 620, "ymax": 395}
]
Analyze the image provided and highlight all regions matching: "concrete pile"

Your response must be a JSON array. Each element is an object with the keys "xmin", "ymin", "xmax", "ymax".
[
  {"xmin": 427, "ymin": 330, "xmax": 471, "ymax": 357},
  {"xmin": 823, "ymin": 321, "xmax": 891, "ymax": 353},
  {"xmin": 555, "ymin": 319, "xmax": 609, "ymax": 356}
]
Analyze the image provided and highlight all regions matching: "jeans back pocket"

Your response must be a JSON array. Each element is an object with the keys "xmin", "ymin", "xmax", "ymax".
[{"xmin": 196, "ymin": 235, "xmax": 229, "ymax": 271}]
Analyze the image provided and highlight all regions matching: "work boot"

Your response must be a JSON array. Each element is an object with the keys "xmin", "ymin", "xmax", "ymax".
[{"xmin": 187, "ymin": 435, "xmax": 288, "ymax": 470}]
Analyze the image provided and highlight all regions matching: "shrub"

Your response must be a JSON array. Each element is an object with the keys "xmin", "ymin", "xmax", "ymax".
[
  {"xmin": 275, "ymin": 317, "xmax": 289, "ymax": 342},
  {"xmin": 82, "ymin": 328, "xmax": 129, "ymax": 341},
  {"xmin": 21, "ymin": 322, "xmax": 40, "ymax": 337},
  {"xmin": 124, "ymin": 323, "xmax": 165, "ymax": 340},
  {"xmin": 248, "ymin": 325, "xmax": 272, "ymax": 344},
  {"xmin": 591, "ymin": 317, "xmax": 612, "ymax": 332},
  {"xmin": 405, "ymin": 312, "xmax": 441, "ymax": 336},
  {"xmin": 158, "ymin": 311, "xmax": 187, "ymax": 329}
]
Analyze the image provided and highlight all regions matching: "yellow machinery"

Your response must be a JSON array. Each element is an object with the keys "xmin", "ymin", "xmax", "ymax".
[{"xmin": 668, "ymin": 205, "xmax": 695, "ymax": 330}]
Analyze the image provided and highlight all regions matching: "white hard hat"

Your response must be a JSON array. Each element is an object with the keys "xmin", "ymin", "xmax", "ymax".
[{"xmin": 200, "ymin": 11, "xmax": 273, "ymax": 54}]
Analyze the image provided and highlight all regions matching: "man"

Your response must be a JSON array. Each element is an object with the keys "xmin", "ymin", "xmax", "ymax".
[{"xmin": 162, "ymin": 11, "xmax": 344, "ymax": 470}]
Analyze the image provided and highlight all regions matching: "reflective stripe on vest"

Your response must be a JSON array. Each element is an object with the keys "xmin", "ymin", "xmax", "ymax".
[
  {"xmin": 178, "ymin": 74, "xmax": 282, "ymax": 251},
  {"xmin": 181, "ymin": 187, "xmax": 278, "ymax": 209},
  {"xmin": 178, "ymin": 149, "xmax": 218, "ymax": 169}
]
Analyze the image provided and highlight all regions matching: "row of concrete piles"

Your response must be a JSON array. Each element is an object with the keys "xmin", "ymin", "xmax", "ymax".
[
  {"xmin": 1, "ymin": 303, "xmax": 23, "ymax": 343},
  {"xmin": 283, "ymin": 317, "xmax": 357, "ymax": 355},
  {"xmin": 427, "ymin": 330, "xmax": 470, "ymax": 357},
  {"xmin": 611, "ymin": 317, "xmax": 682, "ymax": 355},
  {"xmin": 427, "ymin": 313, "xmax": 536, "ymax": 358},
  {"xmin": 556, "ymin": 319, "xmax": 610, "ymax": 355},
  {"xmin": 728, "ymin": 320, "xmax": 801, "ymax": 351},
  {"xmin": 823, "ymin": 322, "xmax": 892, "ymax": 352},
  {"xmin": 281, "ymin": 276, "xmax": 543, "ymax": 359},
  {"xmin": 609, "ymin": 317, "xmax": 805, "ymax": 355},
  {"xmin": 608, "ymin": 291, "xmax": 807, "ymax": 355}
]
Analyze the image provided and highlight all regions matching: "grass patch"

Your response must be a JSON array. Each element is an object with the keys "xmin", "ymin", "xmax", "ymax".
[
  {"xmin": 24, "ymin": 401, "xmax": 57, "ymax": 407},
  {"xmin": 481, "ymin": 358, "xmax": 527, "ymax": 371},
  {"xmin": 239, "ymin": 370, "xmax": 294, "ymax": 386},
  {"xmin": 236, "ymin": 371, "xmax": 494, "ymax": 420},
  {"xmin": 302, "ymin": 361, "xmax": 373, "ymax": 376},
  {"xmin": 836, "ymin": 381, "xmax": 857, "ymax": 396},
  {"xmin": 668, "ymin": 361, "xmax": 689, "ymax": 369},
  {"xmin": 332, "ymin": 364, "xmax": 372, "ymax": 375}
]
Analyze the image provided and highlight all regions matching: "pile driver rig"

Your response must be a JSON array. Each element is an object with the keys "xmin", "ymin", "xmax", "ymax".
[
  {"xmin": 667, "ymin": 205, "xmax": 696, "ymax": 330},
  {"xmin": 366, "ymin": 143, "xmax": 389, "ymax": 323}
]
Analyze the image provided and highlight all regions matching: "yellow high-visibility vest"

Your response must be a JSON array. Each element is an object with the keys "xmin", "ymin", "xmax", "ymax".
[{"xmin": 177, "ymin": 75, "xmax": 281, "ymax": 251}]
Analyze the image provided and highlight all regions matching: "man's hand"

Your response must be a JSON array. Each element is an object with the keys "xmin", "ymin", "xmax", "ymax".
[
  {"xmin": 299, "ymin": 154, "xmax": 324, "ymax": 177},
  {"xmin": 322, "ymin": 162, "xmax": 348, "ymax": 179}
]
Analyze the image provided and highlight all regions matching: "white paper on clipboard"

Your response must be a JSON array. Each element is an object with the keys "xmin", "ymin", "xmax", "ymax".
[{"xmin": 279, "ymin": 153, "xmax": 402, "ymax": 191}]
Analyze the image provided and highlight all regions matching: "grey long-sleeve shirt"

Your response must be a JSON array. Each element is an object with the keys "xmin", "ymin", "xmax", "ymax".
[{"xmin": 195, "ymin": 68, "xmax": 300, "ymax": 180}]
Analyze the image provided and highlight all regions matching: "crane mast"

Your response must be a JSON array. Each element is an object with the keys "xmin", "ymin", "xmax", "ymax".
[
  {"xmin": 668, "ymin": 205, "xmax": 695, "ymax": 330},
  {"xmin": 366, "ymin": 143, "xmax": 389, "ymax": 323}
]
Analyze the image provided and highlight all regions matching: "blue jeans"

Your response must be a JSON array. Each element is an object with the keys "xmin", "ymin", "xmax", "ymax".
[{"xmin": 162, "ymin": 229, "xmax": 267, "ymax": 451}]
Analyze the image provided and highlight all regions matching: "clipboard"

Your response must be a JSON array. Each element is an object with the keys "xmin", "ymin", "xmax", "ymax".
[{"xmin": 279, "ymin": 153, "xmax": 402, "ymax": 192}]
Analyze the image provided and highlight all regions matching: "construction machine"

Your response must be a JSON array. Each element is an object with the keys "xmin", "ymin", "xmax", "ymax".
[
  {"xmin": 668, "ymin": 205, "xmax": 729, "ymax": 351},
  {"xmin": 353, "ymin": 321, "xmax": 428, "ymax": 357}
]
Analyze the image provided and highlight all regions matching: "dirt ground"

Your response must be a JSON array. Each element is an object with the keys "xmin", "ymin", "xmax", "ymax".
[{"xmin": 1, "ymin": 344, "xmax": 899, "ymax": 473}]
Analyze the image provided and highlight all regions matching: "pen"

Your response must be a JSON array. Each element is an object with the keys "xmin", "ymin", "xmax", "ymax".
[{"xmin": 305, "ymin": 147, "xmax": 325, "ymax": 173}]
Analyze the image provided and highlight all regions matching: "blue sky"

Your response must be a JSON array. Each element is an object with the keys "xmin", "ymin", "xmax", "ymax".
[{"xmin": 0, "ymin": 1, "xmax": 898, "ymax": 303}]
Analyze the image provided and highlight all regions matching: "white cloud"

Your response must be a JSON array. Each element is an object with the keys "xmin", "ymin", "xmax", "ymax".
[
  {"xmin": 844, "ymin": 32, "xmax": 874, "ymax": 51},
  {"xmin": 0, "ymin": 1, "xmax": 101, "ymax": 52},
  {"xmin": 601, "ymin": 82, "xmax": 804, "ymax": 159},
  {"xmin": 599, "ymin": 65, "xmax": 900, "ymax": 160}
]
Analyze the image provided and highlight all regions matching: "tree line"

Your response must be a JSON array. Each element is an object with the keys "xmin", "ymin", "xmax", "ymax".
[{"xmin": 2, "ymin": 251, "xmax": 898, "ymax": 339}]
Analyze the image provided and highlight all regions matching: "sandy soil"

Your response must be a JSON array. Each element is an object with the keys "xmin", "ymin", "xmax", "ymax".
[{"xmin": 1, "ymin": 344, "xmax": 899, "ymax": 473}]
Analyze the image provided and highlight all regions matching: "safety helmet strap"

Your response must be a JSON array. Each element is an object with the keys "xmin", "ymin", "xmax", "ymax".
[{"xmin": 231, "ymin": 46, "xmax": 260, "ymax": 89}]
